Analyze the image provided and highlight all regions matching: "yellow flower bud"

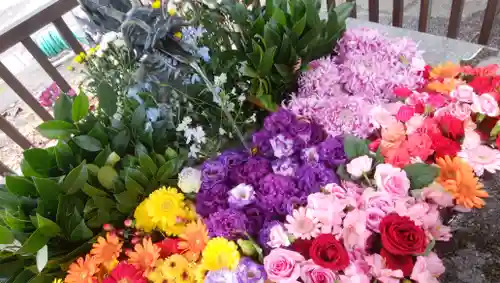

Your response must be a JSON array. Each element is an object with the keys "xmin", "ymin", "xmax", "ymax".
[
  {"xmin": 174, "ymin": 32, "xmax": 182, "ymax": 39},
  {"xmin": 168, "ymin": 8, "xmax": 176, "ymax": 16},
  {"xmin": 152, "ymin": 0, "xmax": 161, "ymax": 9}
]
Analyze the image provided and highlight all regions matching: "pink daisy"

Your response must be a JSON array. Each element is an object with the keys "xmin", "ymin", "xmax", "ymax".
[{"xmin": 284, "ymin": 207, "xmax": 321, "ymax": 240}]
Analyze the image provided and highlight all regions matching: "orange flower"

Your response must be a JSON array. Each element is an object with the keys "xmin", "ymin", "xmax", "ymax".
[
  {"xmin": 178, "ymin": 220, "xmax": 209, "ymax": 262},
  {"xmin": 65, "ymin": 255, "xmax": 99, "ymax": 283},
  {"xmin": 128, "ymin": 237, "xmax": 161, "ymax": 276},
  {"xmin": 90, "ymin": 233, "xmax": 123, "ymax": 269},
  {"xmin": 436, "ymin": 156, "xmax": 488, "ymax": 209},
  {"xmin": 426, "ymin": 78, "xmax": 458, "ymax": 94},
  {"xmin": 430, "ymin": 62, "xmax": 460, "ymax": 79}
]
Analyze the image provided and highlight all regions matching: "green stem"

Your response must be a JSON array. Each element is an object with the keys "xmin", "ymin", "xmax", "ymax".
[
  {"xmin": 362, "ymin": 172, "xmax": 372, "ymax": 187},
  {"xmin": 189, "ymin": 61, "xmax": 250, "ymax": 152}
]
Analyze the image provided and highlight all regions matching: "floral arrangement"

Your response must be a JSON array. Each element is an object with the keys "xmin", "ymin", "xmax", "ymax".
[
  {"xmin": 59, "ymin": 186, "xmax": 267, "ymax": 283},
  {"xmin": 38, "ymin": 81, "xmax": 76, "ymax": 107}
]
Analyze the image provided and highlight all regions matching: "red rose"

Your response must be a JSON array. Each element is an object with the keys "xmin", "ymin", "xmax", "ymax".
[
  {"xmin": 156, "ymin": 238, "xmax": 182, "ymax": 258},
  {"xmin": 309, "ymin": 234, "xmax": 349, "ymax": 271},
  {"xmin": 430, "ymin": 133, "xmax": 461, "ymax": 158},
  {"xmin": 380, "ymin": 248, "xmax": 414, "ymax": 277},
  {"xmin": 291, "ymin": 238, "xmax": 313, "ymax": 259},
  {"xmin": 368, "ymin": 138, "xmax": 381, "ymax": 152},
  {"xmin": 438, "ymin": 114, "xmax": 464, "ymax": 139},
  {"xmin": 379, "ymin": 213, "xmax": 426, "ymax": 256},
  {"xmin": 469, "ymin": 76, "xmax": 492, "ymax": 94}
]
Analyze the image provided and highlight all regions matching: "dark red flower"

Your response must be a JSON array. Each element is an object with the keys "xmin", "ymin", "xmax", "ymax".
[
  {"xmin": 438, "ymin": 114, "xmax": 464, "ymax": 139},
  {"xmin": 291, "ymin": 238, "xmax": 313, "ymax": 259},
  {"xmin": 430, "ymin": 133, "xmax": 461, "ymax": 158},
  {"xmin": 469, "ymin": 76, "xmax": 492, "ymax": 94},
  {"xmin": 368, "ymin": 138, "xmax": 381, "ymax": 153},
  {"xmin": 414, "ymin": 102, "xmax": 425, "ymax": 114},
  {"xmin": 379, "ymin": 213, "xmax": 426, "ymax": 256},
  {"xmin": 380, "ymin": 248, "xmax": 415, "ymax": 277},
  {"xmin": 155, "ymin": 238, "xmax": 182, "ymax": 258},
  {"xmin": 309, "ymin": 234, "xmax": 349, "ymax": 271},
  {"xmin": 423, "ymin": 65, "xmax": 432, "ymax": 80}
]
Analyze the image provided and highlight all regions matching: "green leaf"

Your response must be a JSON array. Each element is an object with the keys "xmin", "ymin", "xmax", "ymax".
[
  {"xmin": 53, "ymin": 94, "xmax": 72, "ymax": 122},
  {"xmin": 334, "ymin": 2, "xmax": 354, "ymax": 24},
  {"xmin": 97, "ymin": 166, "xmax": 118, "ymax": 190},
  {"xmin": 292, "ymin": 14, "xmax": 307, "ymax": 36},
  {"xmin": 135, "ymin": 142, "xmax": 148, "ymax": 157},
  {"xmin": 275, "ymin": 64, "xmax": 293, "ymax": 78},
  {"xmin": 72, "ymin": 93, "xmax": 89, "ymax": 122},
  {"xmin": 131, "ymin": 105, "xmax": 146, "ymax": 132},
  {"xmin": 272, "ymin": 8, "xmax": 287, "ymax": 26},
  {"xmin": 404, "ymin": 163, "xmax": 440, "ymax": 190},
  {"xmin": 96, "ymin": 82, "xmax": 118, "ymax": 116},
  {"xmin": 253, "ymin": 15, "xmax": 265, "ymax": 34},
  {"xmin": 165, "ymin": 147, "xmax": 178, "ymax": 160},
  {"xmin": 82, "ymin": 183, "xmax": 107, "ymax": 197},
  {"xmin": 92, "ymin": 196, "xmax": 115, "ymax": 211},
  {"xmin": 0, "ymin": 258, "xmax": 25, "ymax": 279},
  {"xmin": 23, "ymin": 148, "xmax": 55, "ymax": 177},
  {"xmin": 88, "ymin": 123, "xmax": 109, "ymax": 146},
  {"xmin": 157, "ymin": 159, "xmax": 176, "ymax": 183},
  {"xmin": 241, "ymin": 64, "xmax": 259, "ymax": 78},
  {"xmin": 37, "ymin": 120, "xmax": 76, "ymax": 139},
  {"xmin": 0, "ymin": 224, "xmax": 14, "ymax": 244},
  {"xmin": 416, "ymin": 238, "xmax": 435, "ymax": 257},
  {"xmin": 336, "ymin": 164, "xmax": 352, "ymax": 181},
  {"xmin": 263, "ymin": 24, "xmax": 281, "ymax": 48},
  {"xmin": 259, "ymin": 46, "xmax": 277, "ymax": 76},
  {"xmin": 343, "ymin": 135, "xmax": 370, "ymax": 160},
  {"xmin": 54, "ymin": 141, "xmax": 74, "ymax": 172},
  {"xmin": 33, "ymin": 178, "xmax": 62, "ymax": 217},
  {"xmin": 297, "ymin": 27, "xmax": 319, "ymax": 51},
  {"xmin": 19, "ymin": 229, "xmax": 50, "ymax": 254},
  {"xmin": 62, "ymin": 161, "xmax": 88, "ymax": 194},
  {"xmin": 6, "ymin": 176, "xmax": 37, "ymax": 197},
  {"xmin": 125, "ymin": 176, "xmax": 144, "ymax": 194},
  {"xmin": 305, "ymin": 0, "xmax": 320, "ymax": 27},
  {"xmin": 115, "ymin": 190, "xmax": 138, "ymax": 213},
  {"xmin": 125, "ymin": 168, "xmax": 150, "ymax": 188},
  {"xmin": 20, "ymin": 159, "xmax": 43, "ymax": 178},
  {"xmin": 35, "ymin": 214, "xmax": 61, "ymax": 237},
  {"xmin": 36, "ymin": 245, "xmax": 49, "ymax": 272},
  {"xmin": 12, "ymin": 269, "xmax": 36, "ymax": 283},
  {"xmin": 374, "ymin": 147, "xmax": 385, "ymax": 164},
  {"xmin": 112, "ymin": 130, "xmax": 130, "ymax": 155},
  {"xmin": 139, "ymin": 153, "xmax": 158, "ymax": 177},
  {"xmin": 73, "ymin": 135, "xmax": 102, "ymax": 152},
  {"xmin": 70, "ymin": 219, "xmax": 93, "ymax": 242},
  {"xmin": 93, "ymin": 145, "xmax": 112, "ymax": 167}
]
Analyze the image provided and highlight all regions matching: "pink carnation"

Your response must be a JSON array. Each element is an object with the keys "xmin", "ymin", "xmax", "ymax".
[
  {"xmin": 406, "ymin": 133, "xmax": 434, "ymax": 160},
  {"xmin": 410, "ymin": 253, "xmax": 445, "ymax": 283}
]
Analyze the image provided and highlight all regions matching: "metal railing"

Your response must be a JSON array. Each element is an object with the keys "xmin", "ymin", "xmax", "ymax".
[{"xmin": 0, "ymin": 0, "xmax": 84, "ymax": 175}]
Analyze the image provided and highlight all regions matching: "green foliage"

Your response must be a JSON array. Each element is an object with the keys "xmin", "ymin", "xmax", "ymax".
[
  {"xmin": 404, "ymin": 163, "xmax": 441, "ymax": 190},
  {"xmin": 343, "ymin": 135, "xmax": 370, "ymax": 160},
  {"xmin": 0, "ymin": 92, "xmax": 188, "ymax": 282},
  {"xmin": 194, "ymin": 0, "xmax": 353, "ymax": 107}
]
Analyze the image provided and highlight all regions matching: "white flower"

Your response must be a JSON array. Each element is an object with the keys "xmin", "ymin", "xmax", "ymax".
[
  {"xmin": 246, "ymin": 113, "xmax": 257, "ymax": 123},
  {"xmin": 237, "ymin": 94, "xmax": 246, "ymax": 104},
  {"xmin": 178, "ymin": 167, "xmax": 202, "ymax": 194},
  {"xmin": 146, "ymin": 108, "xmax": 160, "ymax": 122},
  {"xmin": 458, "ymin": 145, "xmax": 500, "ymax": 176},
  {"xmin": 471, "ymin": 93, "xmax": 500, "ymax": 117},
  {"xmin": 176, "ymin": 116, "xmax": 192, "ymax": 132},
  {"xmin": 461, "ymin": 130, "xmax": 481, "ymax": 150},
  {"xmin": 450, "ymin": 85, "xmax": 475, "ymax": 103},
  {"xmin": 184, "ymin": 126, "xmax": 206, "ymax": 144},
  {"xmin": 189, "ymin": 144, "xmax": 200, "ymax": 158},
  {"xmin": 346, "ymin": 155, "xmax": 373, "ymax": 178},
  {"xmin": 214, "ymin": 73, "xmax": 227, "ymax": 86},
  {"xmin": 219, "ymin": 128, "xmax": 226, "ymax": 135}
]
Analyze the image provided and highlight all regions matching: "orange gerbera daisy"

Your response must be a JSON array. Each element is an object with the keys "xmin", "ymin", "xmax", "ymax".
[
  {"xmin": 436, "ymin": 155, "xmax": 488, "ymax": 209},
  {"xmin": 178, "ymin": 220, "xmax": 209, "ymax": 262},
  {"xmin": 426, "ymin": 78, "xmax": 458, "ymax": 94},
  {"xmin": 430, "ymin": 61, "xmax": 460, "ymax": 79},
  {"xmin": 65, "ymin": 255, "xmax": 99, "ymax": 283},
  {"xmin": 128, "ymin": 237, "xmax": 161, "ymax": 276},
  {"xmin": 90, "ymin": 233, "xmax": 123, "ymax": 269}
]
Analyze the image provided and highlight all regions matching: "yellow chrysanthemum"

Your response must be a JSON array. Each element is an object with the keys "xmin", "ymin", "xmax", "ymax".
[
  {"xmin": 73, "ymin": 54, "xmax": 85, "ymax": 64},
  {"xmin": 53, "ymin": 279, "xmax": 63, "ymax": 283},
  {"xmin": 195, "ymin": 265, "xmax": 208, "ymax": 283},
  {"xmin": 178, "ymin": 220, "xmax": 208, "ymax": 262},
  {"xmin": 174, "ymin": 32, "xmax": 182, "ymax": 39},
  {"xmin": 87, "ymin": 47, "xmax": 96, "ymax": 56},
  {"xmin": 168, "ymin": 8, "xmax": 176, "ymax": 16},
  {"xmin": 128, "ymin": 237, "xmax": 161, "ymax": 276},
  {"xmin": 147, "ymin": 187, "xmax": 187, "ymax": 230},
  {"xmin": 90, "ymin": 233, "xmax": 122, "ymax": 267},
  {"xmin": 151, "ymin": 0, "xmax": 161, "ymax": 9},
  {"xmin": 148, "ymin": 255, "xmax": 195, "ymax": 283},
  {"xmin": 65, "ymin": 255, "xmax": 99, "ymax": 283},
  {"xmin": 162, "ymin": 222, "xmax": 187, "ymax": 236},
  {"xmin": 201, "ymin": 237, "xmax": 240, "ymax": 271},
  {"xmin": 134, "ymin": 200, "xmax": 155, "ymax": 232}
]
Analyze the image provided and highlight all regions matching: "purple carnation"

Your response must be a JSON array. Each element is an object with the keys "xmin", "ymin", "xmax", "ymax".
[
  {"xmin": 195, "ymin": 182, "xmax": 230, "ymax": 217},
  {"xmin": 296, "ymin": 162, "xmax": 339, "ymax": 194},
  {"xmin": 205, "ymin": 208, "xmax": 248, "ymax": 240},
  {"xmin": 230, "ymin": 156, "xmax": 271, "ymax": 187},
  {"xmin": 272, "ymin": 157, "xmax": 300, "ymax": 177},
  {"xmin": 263, "ymin": 108, "xmax": 294, "ymax": 135},
  {"xmin": 301, "ymin": 147, "xmax": 319, "ymax": 164},
  {"xmin": 256, "ymin": 173, "xmax": 298, "ymax": 216},
  {"xmin": 219, "ymin": 150, "xmax": 248, "ymax": 170},
  {"xmin": 318, "ymin": 136, "xmax": 346, "ymax": 167},
  {"xmin": 236, "ymin": 257, "xmax": 266, "ymax": 283},
  {"xmin": 252, "ymin": 130, "xmax": 273, "ymax": 157},
  {"xmin": 202, "ymin": 159, "xmax": 227, "ymax": 184},
  {"xmin": 288, "ymin": 119, "xmax": 313, "ymax": 145},
  {"xmin": 243, "ymin": 204, "xmax": 268, "ymax": 237}
]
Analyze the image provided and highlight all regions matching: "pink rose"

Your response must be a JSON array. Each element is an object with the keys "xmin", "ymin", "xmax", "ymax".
[
  {"xmin": 374, "ymin": 164, "xmax": 411, "ymax": 197},
  {"xmin": 362, "ymin": 189, "xmax": 394, "ymax": 213},
  {"xmin": 428, "ymin": 224, "xmax": 452, "ymax": 241},
  {"xmin": 342, "ymin": 209, "xmax": 371, "ymax": 250},
  {"xmin": 300, "ymin": 260, "xmax": 339, "ymax": 283},
  {"xmin": 471, "ymin": 93, "xmax": 500, "ymax": 117},
  {"xmin": 421, "ymin": 184, "xmax": 454, "ymax": 207},
  {"xmin": 461, "ymin": 130, "xmax": 481, "ymax": 150},
  {"xmin": 365, "ymin": 254, "xmax": 404, "ymax": 283},
  {"xmin": 450, "ymin": 84, "xmax": 475, "ymax": 103},
  {"xmin": 365, "ymin": 207, "xmax": 386, "ymax": 232},
  {"xmin": 264, "ymin": 248, "xmax": 305, "ymax": 282},
  {"xmin": 307, "ymin": 193, "xmax": 345, "ymax": 234},
  {"xmin": 323, "ymin": 183, "xmax": 347, "ymax": 198},
  {"xmin": 406, "ymin": 133, "xmax": 434, "ymax": 160},
  {"xmin": 268, "ymin": 224, "xmax": 291, "ymax": 248},
  {"xmin": 410, "ymin": 253, "xmax": 445, "ymax": 283}
]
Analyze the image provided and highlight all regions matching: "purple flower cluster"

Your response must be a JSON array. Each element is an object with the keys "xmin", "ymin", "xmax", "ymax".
[
  {"xmin": 288, "ymin": 28, "xmax": 426, "ymax": 138},
  {"xmin": 196, "ymin": 109, "xmax": 345, "ymax": 240}
]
